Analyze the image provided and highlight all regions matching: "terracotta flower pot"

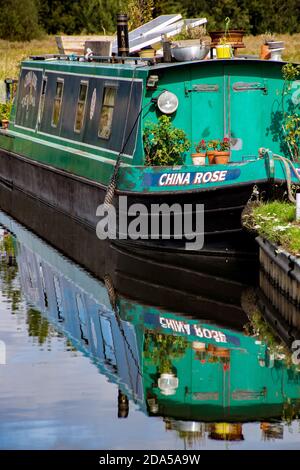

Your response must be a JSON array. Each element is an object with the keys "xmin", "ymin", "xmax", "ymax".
[
  {"xmin": 207, "ymin": 150, "xmax": 215, "ymax": 164},
  {"xmin": 1, "ymin": 119, "xmax": 9, "ymax": 129},
  {"xmin": 191, "ymin": 152, "xmax": 206, "ymax": 166},
  {"xmin": 214, "ymin": 151, "xmax": 230, "ymax": 164},
  {"xmin": 260, "ymin": 44, "xmax": 270, "ymax": 60}
]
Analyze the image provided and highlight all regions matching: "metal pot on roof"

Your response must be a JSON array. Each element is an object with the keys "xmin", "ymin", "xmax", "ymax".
[{"xmin": 171, "ymin": 44, "xmax": 209, "ymax": 62}]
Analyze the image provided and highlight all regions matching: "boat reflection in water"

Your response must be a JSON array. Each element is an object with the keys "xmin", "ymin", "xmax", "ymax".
[{"xmin": 0, "ymin": 207, "xmax": 300, "ymax": 447}]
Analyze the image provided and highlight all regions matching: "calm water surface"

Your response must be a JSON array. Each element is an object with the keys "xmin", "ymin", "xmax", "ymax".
[{"xmin": 0, "ymin": 209, "xmax": 299, "ymax": 450}]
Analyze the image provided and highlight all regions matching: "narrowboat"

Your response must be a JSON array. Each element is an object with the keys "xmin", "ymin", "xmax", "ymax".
[
  {"xmin": 1, "ymin": 214, "xmax": 300, "ymax": 430},
  {"xmin": 0, "ymin": 17, "xmax": 300, "ymax": 253}
]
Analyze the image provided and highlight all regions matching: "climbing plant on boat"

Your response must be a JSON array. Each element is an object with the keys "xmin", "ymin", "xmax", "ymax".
[
  {"xmin": 143, "ymin": 115, "xmax": 190, "ymax": 166},
  {"xmin": 280, "ymin": 63, "xmax": 300, "ymax": 159}
]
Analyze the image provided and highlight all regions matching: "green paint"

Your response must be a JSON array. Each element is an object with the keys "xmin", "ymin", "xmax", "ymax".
[{"xmin": 0, "ymin": 58, "xmax": 300, "ymax": 193}]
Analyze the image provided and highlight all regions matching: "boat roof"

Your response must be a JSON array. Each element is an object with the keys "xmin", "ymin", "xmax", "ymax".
[{"xmin": 23, "ymin": 56, "xmax": 291, "ymax": 77}]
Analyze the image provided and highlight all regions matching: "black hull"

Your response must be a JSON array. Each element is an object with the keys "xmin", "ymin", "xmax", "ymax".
[
  {"xmin": 0, "ymin": 183, "xmax": 257, "ymax": 330},
  {"xmin": 0, "ymin": 148, "xmax": 267, "ymax": 253}
]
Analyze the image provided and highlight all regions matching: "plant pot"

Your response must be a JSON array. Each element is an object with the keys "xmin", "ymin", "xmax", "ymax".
[
  {"xmin": 1, "ymin": 119, "xmax": 9, "ymax": 129},
  {"xmin": 214, "ymin": 151, "xmax": 230, "ymax": 164},
  {"xmin": 216, "ymin": 45, "xmax": 232, "ymax": 59},
  {"xmin": 209, "ymin": 30, "xmax": 245, "ymax": 56},
  {"xmin": 260, "ymin": 44, "xmax": 270, "ymax": 60},
  {"xmin": 207, "ymin": 150, "xmax": 215, "ymax": 164},
  {"xmin": 139, "ymin": 47, "xmax": 155, "ymax": 58},
  {"xmin": 191, "ymin": 152, "xmax": 206, "ymax": 165}
]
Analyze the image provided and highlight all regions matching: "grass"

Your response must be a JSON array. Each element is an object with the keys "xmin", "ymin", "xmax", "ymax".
[
  {"xmin": 0, "ymin": 37, "xmax": 56, "ymax": 80},
  {"xmin": 243, "ymin": 33, "xmax": 300, "ymax": 62},
  {"xmin": 249, "ymin": 201, "xmax": 300, "ymax": 256},
  {"xmin": 1, "ymin": 33, "xmax": 300, "ymax": 80}
]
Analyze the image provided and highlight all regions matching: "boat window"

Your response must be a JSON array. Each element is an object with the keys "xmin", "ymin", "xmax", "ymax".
[
  {"xmin": 51, "ymin": 79, "xmax": 64, "ymax": 127},
  {"xmin": 74, "ymin": 81, "xmax": 88, "ymax": 133},
  {"xmin": 38, "ymin": 77, "xmax": 47, "ymax": 125},
  {"xmin": 98, "ymin": 86, "xmax": 117, "ymax": 140}
]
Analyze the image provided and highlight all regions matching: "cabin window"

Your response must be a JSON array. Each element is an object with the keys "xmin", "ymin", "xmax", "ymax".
[
  {"xmin": 51, "ymin": 79, "xmax": 64, "ymax": 127},
  {"xmin": 98, "ymin": 86, "xmax": 117, "ymax": 140},
  {"xmin": 38, "ymin": 77, "xmax": 47, "ymax": 125},
  {"xmin": 74, "ymin": 81, "xmax": 88, "ymax": 133}
]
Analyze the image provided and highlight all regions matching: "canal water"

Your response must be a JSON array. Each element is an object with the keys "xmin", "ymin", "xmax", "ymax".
[{"xmin": 0, "ymin": 203, "xmax": 299, "ymax": 450}]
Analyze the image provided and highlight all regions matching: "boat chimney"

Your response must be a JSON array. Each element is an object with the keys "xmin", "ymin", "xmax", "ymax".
[{"xmin": 117, "ymin": 13, "xmax": 129, "ymax": 57}]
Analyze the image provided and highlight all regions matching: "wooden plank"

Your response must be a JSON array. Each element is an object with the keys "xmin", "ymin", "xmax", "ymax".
[{"xmin": 55, "ymin": 35, "xmax": 115, "ymax": 55}]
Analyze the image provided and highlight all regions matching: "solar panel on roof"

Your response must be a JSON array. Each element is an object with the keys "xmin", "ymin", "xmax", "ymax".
[
  {"xmin": 112, "ymin": 15, "xmax": 208, "ymax": 54},
  {"xmin": 127, "ymin": 20, "xmax": 185, "ymax": 53},
  {"xmin": 185, "ymin": 18, "xmax": 207, "ymax": 28},
  {"xmin": 112, "ymin": 14, "xmax": 182, "ymax": 53}
]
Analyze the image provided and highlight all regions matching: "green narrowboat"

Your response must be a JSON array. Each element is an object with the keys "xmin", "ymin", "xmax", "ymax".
[{"xmin": 0, "ymin": 25, "xmax": 300, "ymax": 253}]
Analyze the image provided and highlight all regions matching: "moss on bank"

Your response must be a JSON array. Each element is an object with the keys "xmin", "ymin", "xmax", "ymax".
[{"xmin": 244, "ymin": 201, "xmax": 300, "ymax": 256}]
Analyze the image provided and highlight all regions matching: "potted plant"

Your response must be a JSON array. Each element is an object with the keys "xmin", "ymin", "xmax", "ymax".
[
  {"xmin": 215, "ymin": 137, "xmax": 230, "ymax": 164},
  {"xmin": 211, "ymin": 17, "xmax": 238, "ymax": 59},
  {"xmin": 215, "ymin": 36, "xmax": 233, "ymax": 59},
  {"xmin": 0, "ymin": 100, "xmax": 12, "ymax": 130},
  {"xmin": 260, "ymin": 32, "xmax": 274, "ymax": 60},
  {"xmin": 143, "ymin": 115, "xmax": 190, "ymax": 166},
  {"xmin": 191, "ymin": 139, "xmax": 206, "ymax": 165},
  {"xmin": 207, "ymin": 139, "xmax": 219, "ymax": 164}
]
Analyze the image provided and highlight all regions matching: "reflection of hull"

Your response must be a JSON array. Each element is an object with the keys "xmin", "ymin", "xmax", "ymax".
[
  {"xmin": 1, "ymin": 207, "xmax": 300, "ymax": 424},
  {"xmin": 0, "ymin": 184, "xmax": 257, "ymax": 328}
]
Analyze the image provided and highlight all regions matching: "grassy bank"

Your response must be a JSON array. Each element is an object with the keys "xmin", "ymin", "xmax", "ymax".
[
  {"xmin": 1, "ymin": 33, "xmax": 300, "ymax": 80},
  {"xmin": 245, "ymin": 201, "xmax": 300, "ymax": 256},
  {"xmin": 0, "ymin": 37, "xmax": 56, "ymax": 80}
]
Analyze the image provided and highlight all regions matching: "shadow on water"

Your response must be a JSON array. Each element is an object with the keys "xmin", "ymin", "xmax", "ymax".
[{"xmin": 0, "ymin": 185, "xmax": 299, "ymax": 449}]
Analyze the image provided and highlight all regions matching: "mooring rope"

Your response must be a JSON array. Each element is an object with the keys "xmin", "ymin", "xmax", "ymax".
[{"xmin": 273, "ymin": 153, "xmax": 300, "ymax": 203}]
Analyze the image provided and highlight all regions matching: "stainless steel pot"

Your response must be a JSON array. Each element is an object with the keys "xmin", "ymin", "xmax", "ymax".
[{"xmin": 171, "ymin": 44, "xmax": 209, "ymax": 61}]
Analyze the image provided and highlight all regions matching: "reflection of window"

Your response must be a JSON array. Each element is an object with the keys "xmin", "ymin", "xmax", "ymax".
[
  {"xmin": 74, "ymin": 81, "xmax": 88, "ymax": 133},
  {"xmin": 39, "ymin": 263, "xmax": 48, "ymax": 308},
  {"xmin": 98, "ymin": 87, "xmax": 117, "ymax": 140},
  {"xmin": 38, "ymin": 78, "xmax": 47, "ymax": 125},
  {"xmin": 54, "ymin": 275, "xmax": 64, "ymax": 321},
  {"xmin": 52, "ymin": 79, "xmax": 64, "ymax": 127},
  {"xmin": 76, "ymin": 294, "xmax": 88, "ymax": 344},
  {"xmin": 100, "ymin": 315, "xmax": 117, "ymax": 367}
]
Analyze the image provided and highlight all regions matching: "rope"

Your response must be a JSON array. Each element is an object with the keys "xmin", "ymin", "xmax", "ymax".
[
  {"xmin": 273, "ymin": 153, "xmax": 300, "ymax": 203},
  {"xmin": 104, "ymin": 64, "xmax": 149, "ymax": 209}
]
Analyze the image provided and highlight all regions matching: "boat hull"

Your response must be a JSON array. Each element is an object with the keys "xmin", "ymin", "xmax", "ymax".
[{"xmin": 0, "ymin": 147, "xmax": 276, "ymax": 254}]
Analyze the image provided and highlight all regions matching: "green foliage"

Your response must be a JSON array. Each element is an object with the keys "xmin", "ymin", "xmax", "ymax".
[
  {"xmin": 0, "ymin": 100, "xmax": 13, "ymax": 123},
  {"xmin": 1, "ymin": 0, "xmax": 300, "ymax": 39},
  {"xmin": 249, "ymin": 201, "xmax": 300, "ymax": 255},
  {"xmin": 285, "ymin": 114, "xmax": 300, "ymax": 159},
  {"xmin": 281, "ymin": 64, "xmax": 300, "ymax": 159},
  {"xmin": 128, "ymin": 0, "xmax": 154, "ymax": 30},
  {"xmin": 0, "ymin": 0, "xmax": 42, "ymax": 41},
  {"xmin": 282, "ymin": 63, "xmax": 300, "ymax": 82},
  {"xmin": 27, "ymin": 308, "xmax": 50, "ymax": 345},
  {"xmin": 155, "ymin": 0, "xmax": 300, "ymax": 35},
  {"xmin": 144, "ymin": 330, "xmax": 188, "ymax": 374},
  {"xmin": 143, "ymin": 115, "xmax": 190, "ymax": 166}
]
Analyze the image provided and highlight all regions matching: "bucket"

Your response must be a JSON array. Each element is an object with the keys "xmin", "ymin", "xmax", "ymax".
[{"xmin": 216, "ymin": 45, "xmax": 232, "ymax": 59}]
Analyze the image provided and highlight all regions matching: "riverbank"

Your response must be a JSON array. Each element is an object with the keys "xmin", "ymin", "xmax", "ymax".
[
  {"xmin": 245, "ymin": 201, "xmax": 300, "ymax": 257},
  {"xmin": 1, "ymin": 33, "xmax": 300, "ymax": 80}
]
